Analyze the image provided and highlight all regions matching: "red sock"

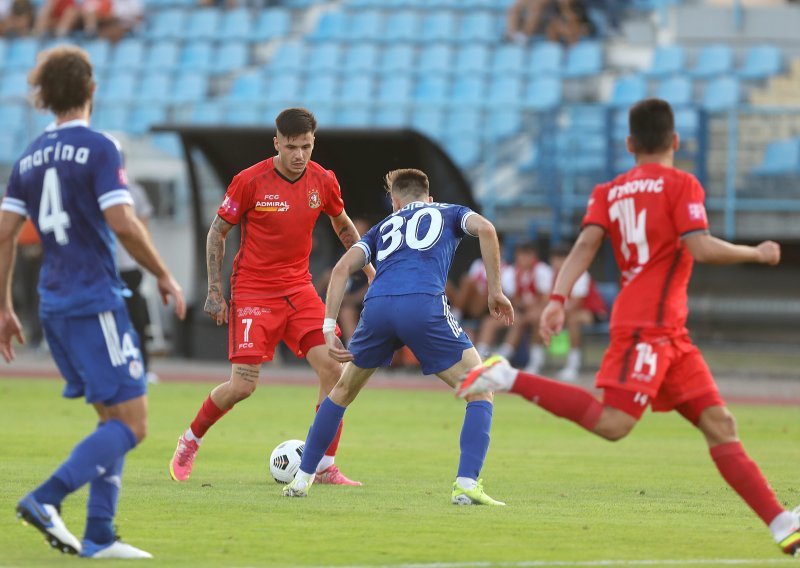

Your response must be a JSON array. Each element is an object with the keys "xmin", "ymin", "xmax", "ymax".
[
  {"xmin": 511, "ymin": 371, "xmax": 603, "ymax": 431},
  {"xmin": 710, "ymin": 441, "xmax": 784, "ymax": 525},
  {"xmin": 189, "ymin": 395, "xmax": 230, "ymax": 439},
  {"xmin": 316, "ymin": 404, "xmax": 344, "ymax": 457}
]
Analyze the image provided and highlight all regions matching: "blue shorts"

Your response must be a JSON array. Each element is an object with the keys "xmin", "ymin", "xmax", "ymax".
[
  {"xmin": 43, "ymin": 307, "xmax": 147, "ymax": 406},
  {"xmin": 349, "ymin": 293, "xmax": 473, "ymax": 375}
]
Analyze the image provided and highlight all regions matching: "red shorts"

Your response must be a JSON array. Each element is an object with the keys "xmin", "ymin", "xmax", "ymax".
[
  {"xmin": 596, "ymin": 328, "xmax": 723, "ymax": 420},
  {"xmin": 228, "ymin": 285, "xmax": 333, "ymax": 364}
]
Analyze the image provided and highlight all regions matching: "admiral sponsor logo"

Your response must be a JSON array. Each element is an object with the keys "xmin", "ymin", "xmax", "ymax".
[
  {"xmin": 608, "ymin": 177, "xmax": 664, "ymax": 202},
  {"xmin": 256, "ymin": 199, "xmax": 290, "ymax": 212}
]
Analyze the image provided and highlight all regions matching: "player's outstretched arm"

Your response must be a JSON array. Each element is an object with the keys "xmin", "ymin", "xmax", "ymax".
[
  {"xmin": 323, "ymin": 246, "xmax": 367, "ymax": 362},
  {"xmin": 104, "ymin": 203, "xmax": 186, "ymax": 320},
  {"xmin": 683, "ymin": 232, "xmax": 780, "ymax": 266},
  {"xmin": 204, "ymin": 215, "xmax": 235, "ymax": 326},
  {"xmin": 540, "ymin": 225, "xmax": 604, "ymax": 346},
  {"xmin": 0, "ymin": 211, "xmax": 26, "ymax": 362},
  {"xmin": 330, "ymin": 211, "xmax": 376, "ymax": 282},
  {"xmin": 466, "ymin": 214, "xmax": 514, "ymax": 326}
]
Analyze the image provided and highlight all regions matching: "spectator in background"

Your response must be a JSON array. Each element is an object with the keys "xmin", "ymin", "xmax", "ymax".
[
  {"xmin": 506, "ymin": 0, "xmax": 551, "ymax": 45},
  {"xmin": 546, "ymin": 0, "xmax": 595, "ymax": 45},
  {"xmin": 34, "ymin": 0, "xmax": 81, "ymax": 37},
  {"xmin": 12, "ymin": 218, "xmax": 43, "ymax": 350},
  {"xmin": 116, "ymin": 178, "xmax": 159, "ymax": 385},
  {"xmin": 0, "ymin": 0, "xmax": 34, "ymax": 36},
  {"xmin": 83, "ymin": 0, "xmax": 142, "ymax": 42}
]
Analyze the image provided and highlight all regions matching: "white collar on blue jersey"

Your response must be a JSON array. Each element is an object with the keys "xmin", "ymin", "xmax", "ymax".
[{"xmin": 46, "ymin": 119, "xmax": 90, "ymax": 131}]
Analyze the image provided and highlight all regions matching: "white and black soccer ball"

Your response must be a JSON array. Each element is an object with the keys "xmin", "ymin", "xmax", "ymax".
[{"xmin": 269, "ymin": 439, "xmax": 305, "ymax": 484}]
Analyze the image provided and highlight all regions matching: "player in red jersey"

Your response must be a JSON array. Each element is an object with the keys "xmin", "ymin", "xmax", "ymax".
[
  {"xmin": 170, "ymin": 108, "xmax": 374, "ymax": 485},
  {"xmin": 459, "ymin": 99, "xmax": 799, "ymax": 556}
]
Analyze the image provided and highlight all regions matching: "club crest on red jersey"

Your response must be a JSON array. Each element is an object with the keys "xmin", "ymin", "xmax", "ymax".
[{"xmin": 308, "ymin": 187, "xmax": 321, "ymax": 209}]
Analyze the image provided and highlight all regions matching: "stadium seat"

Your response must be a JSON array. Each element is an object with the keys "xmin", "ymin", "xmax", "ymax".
[
  {"xmin": 444, "ymin": 136, "xmax": 481, "ymax": 169},
  {"xmin": 491, "ymin": 44, "xmax": 526, "ymax": 75},
  {"xmin": 375, "ymin": 75, "xmax": 413, "ymax": 105},
  {"xmin": 751, "ymin": 138, "xmax": 800, "ymax": 176},
  {"xmin": 184, "ymin": 9, "xmax": 221, "ymax": 41},
  {"xmin": 217, "ymin": 8, "xmax": 253, "ymax": 42},
  {"xmin": 6, "ymin": 38, "xmax": 39, "ymax": 71},
  {"xmin": 83, "ymin": 39, "xmax": 111, "ymax": 72},
  {"xmin": 380, "ymin": 45, "xmax": 415, "ymax": 74},
  {"xmin": 212, "ymin": 43, "xmax": 249, "ymax": 75},
  {"xmin": 147, "ymin": 9, "xmax": 186, "ymax": 41},
  {"xmin": 335, "ymin": 108, "xmax": 371, "ymax": 126},
  {"xmin": 0, "ymin": 71, "xmax": 29, "ymax": 100},
  {"xmin": 487, "ymin": 76, "xmax": 523, "ymax": 105},
  {"xmin": 524, "ymin": 77, "xmax": 562, "ymax": 110},
  {"xmin": 95, "ymin": 72, "xmax": 137, "ymax": 103},
  {"xmin": 139, "ymin": 73, "xmax": 172, "ymax": 103},
  {"xmin": 611, "ymin": 109, "xmax": 628, "ymax": 141},
  {"xmin": 150, "ymin": 133, "xmax": 183, "ymax": 158},
  {"xmin": 339, "ymin": 75, "xmax": 373, "ymax": 105},
  {"xmin": 350, "ymin": 11, "xmax": 383, "ymax": 42},
  {"xmin": 411, "ymin": 108, "xmax": 444, "ymax": 140},
  {"xmin": 444, "ymin": 108, "xmax": 481, "ymax": 136},
  {"xmin": 268, "ymin": 42, "xmax": 306, "ymax": 74},
  {"xmin": 0, "ymin": 39, "xmax": 7, "ymax": 69},
  {"xmin": 128, "ymin": 104, "xmax": 168, "ymax": 135},
  {"xmin": 421, "ymin": 11, "xmax": 456, "ymax": 42},
  {"xmin": 738, "ymin": 44, "xmax": 782, "ymax": 81},
  {"xmin": 673, "ymin": 106, "xmax": 700, "ymax": 141},
  {"xmin": 266, "ymin": 74, "xmax": 301, "ymax": 105},
  {"xmin": 449, "ymin": 76, "xmax": 485, "ymax": 105},
  {"xmin": 458, "ymin": 12, "xmax": 495, "ymax": 43},
  {"xmin": 253, "ymin": 8, "xmax": 292, "ymax": 41},
  {"xmin": 145, "ymin": 41, "xmax": 180, "ymax": 73},
  {"xmin": 645, "ymin": 45, "xmax": 685, "ymax": 79},
  {"xmin": 702, "ymin": 76, "xmax": 739, "ymax": 112},
  {"xmin": 227, "ymin": 71, "xmax": 264, "ymax": 101},
  {"xmin": 307, "ymin": 43, "xmax": 343, "ymax": 74},
  {"xmin": 384, "ymin": 11, "xmax": 420, "ymax": 43},
  {"xmin": 563, "ymin": 41, "xmax": 603, "ymax": 78},
  {"xmin": 0, "ymin": 102, "xmax": 26, "ymax": 131},
  {"xmin": 417, "ymin": 44, "xmax": 452, "ymax": 75},
  {"xmin": 308, "ymin": 10, "xmax": 345, "ymax": 42},
  {"xmin": 485, "ymin": 110, "xmax": 522, "ymax": 140},
  {"xmin": 0, "ymin": 133, "xmax": 22, "ymax": 164},
  {"xmin": 655, "ymin": 76, "xmax": 692, "ymax": 107},
  {"xmin": 528, "ymin": 42, "xmax": 563, "ymax": 76},
  {"xmin": 373, "ymin": 106, "xmax": 407, "ymax": 127},
  {"xmin": 343, "ymin": 43, "xmax": 378, "ymax": 73},
  {"xmin": 180, "ymin": 42, "xmax": 213, "ymax": 72},
  {"xmin": 302, "ymin": 73, "xmax": 338, "ymax": 103},
  {"xmin": 93, "ymin": 105, "xmax": 130, "ymax": 132},
  {"xmin": 110, "ymin": 39, "xmax": 145, "ymax": 71},
  {"xmin": 170, "ymin": 72, "xmax": 208, "ymax": 104},
  {"xmin": 225, "ymin": 105, "xmax": 262, "ymax": 126},
  {"xmin": 454, "ymin": 44, "xmax": 490, "ymax": 75},
  {"xmin": 190, "ymin": 100, "xmax": 224, "ymax": 124},
  {"xmin": 414, "ymin": 76, "xmax": 449, "ymax": 105},
  {"xmin": 609, "ymin": 75, "xmax": 647, "ymax": 108},
  {"xmin": 564, "ymin": 104, "xmax": 607, "ymax": 130},
  {"xmin": 690, "ymin": 44, "xmax": 733, "ymax": 80}
]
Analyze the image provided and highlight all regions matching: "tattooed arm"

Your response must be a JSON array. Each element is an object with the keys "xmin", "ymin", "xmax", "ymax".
[
  {"xmin": 329, "ymin": 211, "xmax": 376, "ymax": 282},
  {"xmin": 205, "ymin": 215, "xmax": 236, "ymax": 325}
]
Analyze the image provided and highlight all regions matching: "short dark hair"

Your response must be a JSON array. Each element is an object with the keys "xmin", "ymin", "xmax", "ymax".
[
  {"xmin": 275, "ymin": 107, "xmax": 317, "ymax": 138},
  {"xmin": 385, "ymin": 168, "xmax": 429, "ymax": 198},
  {"xmin": 29, "ymin": 46, "xmax": 94, "ymax": 115},
  {"xmin": 629, "ymin": 98, "xmax": 675, "ymax": 154},
  {"xmin": 514, "ymin": 242, "xmax": 538, "ymax": 255}
]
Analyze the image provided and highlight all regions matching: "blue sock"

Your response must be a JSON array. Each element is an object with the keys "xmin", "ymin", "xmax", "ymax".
[
  {"xmin": 299, "ymin": 398, "xmax": 346, "ymax": 475},
  {"xmin": 33, "ymin": 419, "xmax": 136, "ymax": 506},
  {"xmin": 457, "ymin": 400, "xmax": 493, "ymax": 480},
  {"xmin": 84, "ymin": 452, "xmax": 125, "ymax": 545}
]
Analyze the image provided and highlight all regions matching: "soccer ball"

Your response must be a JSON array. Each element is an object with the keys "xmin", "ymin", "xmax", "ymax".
[{"xmin": 269, "ymin": 439, "xmax": 305, "ymax": 484}]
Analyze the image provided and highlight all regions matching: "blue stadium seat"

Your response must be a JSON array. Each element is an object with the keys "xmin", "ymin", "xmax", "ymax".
[
  {"xmin": 145, "ymin": 41, "xmax": 180, "ymax": 73},
  {"xmin": 375, "ymin": 75, "xmax": 413, "ymax": 104},
  {"xmin": 655, "ymin": 75, "xmax": 692, "ymax": 107},
  {"xmin": 33, "ymin": 111, "xmax": 53, "ymax": 133},
  {"xmin": 190, "ymin": 100, "xmax": 224, "ymax": 124},
  {"xmin": 491, "ymin": 45, "xmax": 526, "ymax": 75},
  {"xmin": 147, "ymin": 9, "xmax": 186, "ymax": 41},
  {"xmin": 184, "ymin": 9, "xmax": 221, "ymax": 41},
  {"xmin": 0, "ymin": 39, "xmax": 8, "ymax": 69},
  {"xmin": 217, "ymin": 8, "xmax": 253, "ymax": 42},
  {"xmin": 411, "ymin": 108, "xmax": 444, "ymax": 140},
  {"xmin": 384, "ymin": 11, "xmax": 419, "ymax": 43},
  {"xmin": 417, "ymin": 44, "xmax": 452, "ymax": 75},
  {"xmin": 339, "ymin": 75, "xmax": 373, "ymax": 104},
  {"xmin": 444, "ymin": 136, "xmax": 481, "ymax": 169},
  {"xmin": 93, "ymin": 104, "xmax": 130, "ymax": 132},
  {"xmin": 738, "ymin": 44, "xmax": 782, "ymax": 81},
  {"xmin": 450, "ymin": 76, "xmax": 485, "ymax": 105},
  {"xmin": 380, "ymin": 45, "xmax": 415, "ymax": 74},
  {"xmin": 225, "ymin": 105, "xmax": 262, "ymax": 126},
  {"xmin": 308, "ymin": 10, "xmax": 345, "ymax": 42},
  {"xmin": 307, "ymin": 43, "xmax": 343, "ymax": 73},
  {"xmin": 343, "ymin": 43, "xmax": 378, "ymax": 72},
  {"xmin": 414, "ymin": 76, "xmax": 449, "ymax": 105},
  {"xmin": 528, "ymin": 41, "xmax": 564, "ymax": 75},
  {"xmin": 268, "ymin": 42, "xmax": 306, "ymax": 73},
  {"xmin": 95, "ymin": 72, "xmax": 137, "ymax": 103},
  {"xmin": 421, "ymin": 11, "xmax": 456, "ymax": 42},
  {"xmin": 227, "ymin": 72, "xmax": 264, "ymax": 101},
  {"xmin": 373, "ymin": 106, "xmax": 407, "ymax": 127},
  {"xmin": 645, "ymin": 45, "xmax": 685, "ymax": 79},
  {"xmin": 180, "ymin": 42, "xmax": 213, "ymax": 72},
  {"xmin": 334, "ymin": 108, "xmax": 371, "ymax": 126},
  {"xmin": 610, "ymin": 75, "xmax": 647, "ymax": 108},
  {"xmin": 83, "ymin": 39, "xmax": 111, "ymax": 72},
  {"xmin": 611, "ymin": 109, "xmax": 628, "ymax": 141},
  {"xmin": 0, "ymin": 133, "xmax": 23, "ymax": 164},
  {"xmin": 139, "ymin": 73, "xmax": 172, "ymax": 103},
  {"xmin": 702, "ymin": 76, "xmax": 739, "ymax": 112},
  {"xmin": 0, "ymin": 102, "xmax": 26, "ymax": 131},
  {"xmin": 350, "ymin": 11, "xmax": 383, "ymax": 42},
  {"xmin": 212, "ymin": 43, "xmax": 249, "ymax": 75},
  {"xmin": 458, "ymin": 12, "xmax": 495, "ymax": 43},
  {"xmin": 0, "ymin": 71, "xmax": 29, "ymax": 100},
  {"xmin": 563, "ymin": 41, "xmax": 602, "ymax": 78},
  {"xmin": 454, "ymin": 45, "xmax": 490, "ymax": 75},
  {"xmin": 751, "ymin": 138, "xmax": 800, "ymax": 175},
  {"xmin": 524, "ymin": 77, "xmax": 561, "ymax": 110},
  {"xmin": 485, "ymin": 110, "xmax": 522, "ymax": 140},
  {"xmin": 564, "ymin": 104, "xmax": 607, "ymax": 130},
  {"xmin": 266, "ymin": 74, "xmax": 301, "ymax": 104},
  {"xmin": 6, "ymin": 38, "xmax": 39, "ymax": 70},
  {"xmin": 674, "ymin": 106, "xmax": 700, "ymax": 140},
  {"xmin": 301, "ymin": 73, "xmax": 338, "ymax": 102},
  {"xmin": 487, "ymin": 76, "xmax": 523, "ymax": 105},
  {"xmin": 170, "ymin": 72, "xmax": 208, "ymax": 104},
  {"xmin": 151, "ymin": 133, "xmax": 183, "ymax": 158},
  {"xmin": 444, "ymin": 108, "xmax": 481, "ymax": 136},
  {"xmin": 557, "ymin": 131, "xmax": 605, "ymax": 173},
  {"xmin": 690, "ymin": 44, "xmax": 733, "ymax": 80},
  {"xmin": 128, "ymin": 104, "xmax": 168, "ymax": 135},
  {"xmin": 253, "ymin": 8, "xmax": 292, "ymax": 41},
  {"xmin": 110, "ymin": 39, "xmax": 145, "ymax": 71}
]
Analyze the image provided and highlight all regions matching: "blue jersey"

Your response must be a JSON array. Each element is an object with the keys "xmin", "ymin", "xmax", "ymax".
[
  {"xmin": 355, "ymin": 201, "xmax": 476, "ymax": 300},
  {"xmin": 0, "ymin": 120, "xmax": 133, "ymax": 317}
]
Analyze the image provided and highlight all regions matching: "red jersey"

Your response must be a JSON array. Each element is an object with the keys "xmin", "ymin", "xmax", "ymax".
[
  {"xmin": 582, "ymin": 163, "xmax": 708, "ymax": 331},
  {"xmin": 217, "ymin": 157, "xmax": 344, "ymax": 301}
]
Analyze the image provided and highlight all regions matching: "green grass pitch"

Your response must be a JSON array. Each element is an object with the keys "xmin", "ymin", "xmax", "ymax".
[{"xmin": 0, "ymin": 377, "xmax": 798, "ymax": 567}]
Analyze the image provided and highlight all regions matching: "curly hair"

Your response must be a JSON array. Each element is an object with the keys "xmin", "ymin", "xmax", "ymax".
[{"xmin": 28, "ymin": 46, "xmax": 94, "ymax": 115}]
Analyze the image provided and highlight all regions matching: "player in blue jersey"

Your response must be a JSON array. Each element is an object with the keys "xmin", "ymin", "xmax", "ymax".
[
  {"xmin": 0, "ymin": 46, "xmax": 186, "ymax": 559},
  {"xmin": 283, "ymin": 168, "xmax": 514, "ymax": 504}
]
